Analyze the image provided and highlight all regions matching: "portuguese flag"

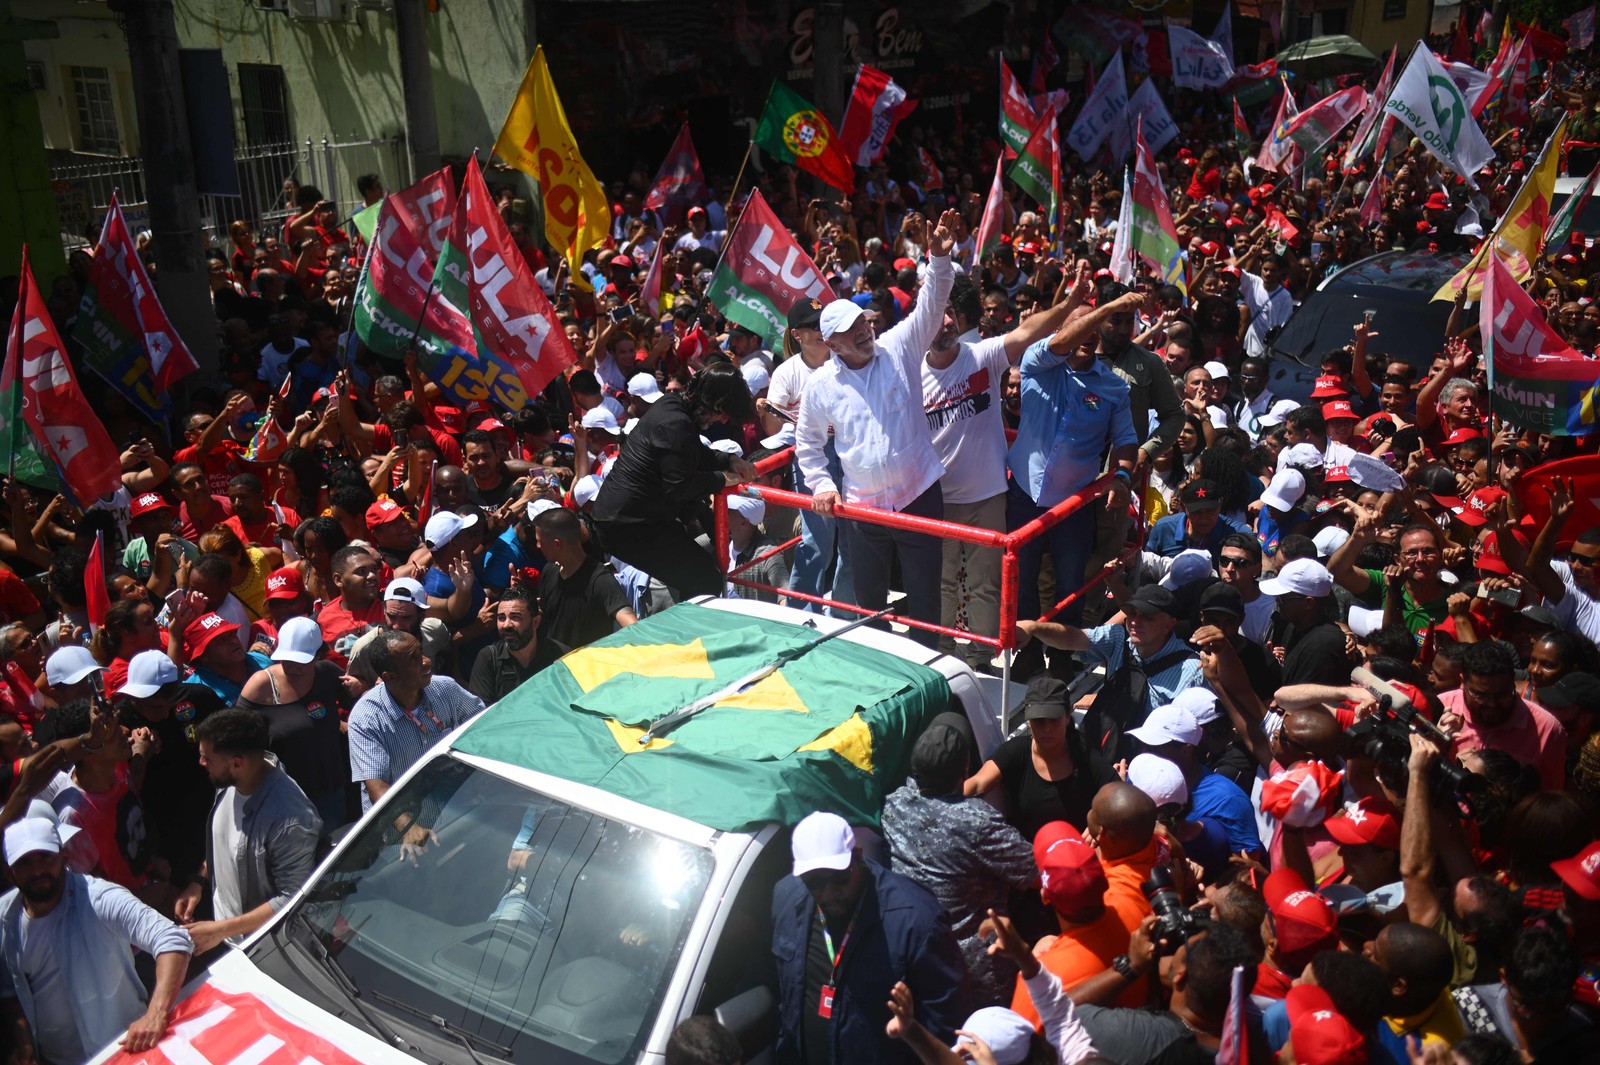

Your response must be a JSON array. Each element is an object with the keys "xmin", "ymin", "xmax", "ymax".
[
  {"xmin": 452, "ymin": 602, "xmax": 946, "ymax": 830},
  {"xmin": 754, "ymin": 81, "xmax": 856, "ymax": 193}
]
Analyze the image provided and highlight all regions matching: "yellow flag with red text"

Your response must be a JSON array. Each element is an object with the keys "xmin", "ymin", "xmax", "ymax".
[
  {"xmin": 494, "ymin": 47, "xmax": 610, "ymax": 291},
  {"xmin": 1433, "ymin": 114, "xmax": 1566, "ymax": 301}
]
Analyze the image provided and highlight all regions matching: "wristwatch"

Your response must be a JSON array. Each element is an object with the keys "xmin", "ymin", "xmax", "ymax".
[{"xmin": 1111, "ymin": 953, "xmax": 1138, "ymax": 979}]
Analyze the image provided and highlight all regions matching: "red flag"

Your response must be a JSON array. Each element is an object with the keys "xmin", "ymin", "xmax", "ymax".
[
  {"xmin": 3, "ymin": 249, "xmax": 123, "ymax": 506},
  {"xmin": 1263, "ymin": 204, "xmax": 1299, "ymax": 244},
  {"xmin": 642, "ymin": 123, "xmax": 708, "ymax": 227},
  {"xmin": 639, "ymin": 237, "xmax": 667, "ymax": 317},
  {"xmin": 1519, "ymin": 456, "xmax": 1600, "ymax": 535},
  {"xmin": 1517, "ymin": 22, "xmax": 1567, "ymax": 60},
  {"xmin": 998, "ymin": 58, "xmax": 1038, "ymax": 160},
  {"xmin": 1450, "ymin": 16, "xmax": 1472, "ymax": 61},
  {"xmin": 243, "ymin": 373, "xmax": 295, "ymax": 465},
  {"xmin": 971, "ymin": 153, "xmax": 1008, "ymax": 265},
  {"xmin": 79, "ymin": 191, "xmax": 200, "ymax": 395},
  {"xmin": 434, "ymin": 157, "xmax": 578, "ymax": 402},
  {"xmin": 1233, "ymin": 98, "xmax": 1251, "ymax": 153},
  {"xmin": 917, "ymin": 147, "xmax": 945, "ymax": 191},
  {"xmin": 85, "ymin": 532, "xmax": 109, "ymax": 632},
  {"xmin": 838, "ymin": 65, "xmax": 916, "ymax": 168},
  {"xmin": 1359, "ymin": 171, "xmax": 1386, "ymax": 228}
]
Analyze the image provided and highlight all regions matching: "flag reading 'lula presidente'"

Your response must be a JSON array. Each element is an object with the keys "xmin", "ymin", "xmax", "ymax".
[{"xmin": 708, "ymin": 190, "xmax": 836, "ymax": 349}]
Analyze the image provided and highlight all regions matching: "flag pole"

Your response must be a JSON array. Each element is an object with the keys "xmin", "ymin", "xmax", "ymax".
[{"xmin": 725, "ymin": 141, "xmax": 755, "ymax": 219}]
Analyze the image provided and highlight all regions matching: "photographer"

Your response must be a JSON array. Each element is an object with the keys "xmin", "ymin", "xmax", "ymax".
[{"xmin": 1441, "ymin": 642, "xmax": 1566, "ymax": 791}]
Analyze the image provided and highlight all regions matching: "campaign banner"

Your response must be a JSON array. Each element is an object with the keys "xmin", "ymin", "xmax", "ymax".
[
  {"xmin": 1066, "ymin": 51, "xmax": 1127, "ymax": 161},
  {"xmin": 708, "ymin": 190, "xmax": 836, "ymax": 348},
  {"xmin": 1482, "ymin": 255, "xmax": 1599, "ymax": 436},
  {"xmin": 1108, "ymin": 79, "xmax": 1177, "ymax": 162},
  {"xmin": 1169, "ymin": 25, "xmax": 1234, "ymax": 89}
]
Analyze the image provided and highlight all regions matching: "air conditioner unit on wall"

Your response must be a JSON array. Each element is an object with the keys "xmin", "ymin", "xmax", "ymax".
[
  {"xmin": 286, "ymin": 0, "xmax": 348, "ymax": 22},
  {"xmin": 256, "ymin": 0, "xmax": 289, "ymax": 12}
]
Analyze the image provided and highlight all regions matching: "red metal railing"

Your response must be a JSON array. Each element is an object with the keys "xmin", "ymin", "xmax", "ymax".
[{"xmin": 712, "ymin": 447, "xmax": 1145, "ymax": 662}]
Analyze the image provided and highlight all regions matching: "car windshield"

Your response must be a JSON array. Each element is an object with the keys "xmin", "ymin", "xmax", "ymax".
[{"xmin": 275, "ymin": 756, "xmax": 714, "ymax": 1065}]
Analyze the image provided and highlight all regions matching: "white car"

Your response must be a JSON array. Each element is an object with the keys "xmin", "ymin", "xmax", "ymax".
[{"xmin": 94, "ymin": 598, "xmax": 1019, "ymax": 1065}]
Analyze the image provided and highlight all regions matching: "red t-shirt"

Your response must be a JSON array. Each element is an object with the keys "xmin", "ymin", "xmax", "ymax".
[
  {"xmin": 316, "ymin": 596, "xmax": 383, "ymax": 664},
  {"xmin": 175, "ymin": 440, "xmax": 247, "ymax": 495},
  {"xmin": 178, "ymin": 495, "xmax": 234, "ymax": 543},
  {"xmin": 223, "ymin": 504, "xmax": 302, "ymax": 548},
  {"xmin": 0, "ymin": 662, "xmax": 44, "ymax": 734},
  {"xmin": 57, "ymin": 764, "xmax": 147, "ymax": 889},
  {"xmin": 0, "ymin": 568, "xmax": 40, "ymax": 625},
  {"xmin": 371, "ymin": 424, "xmax": 463, "ymax": 467}
]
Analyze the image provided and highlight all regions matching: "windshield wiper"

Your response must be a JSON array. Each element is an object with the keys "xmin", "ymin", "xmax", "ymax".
[
  {"xmin": 286, "ymin": 911, "xmax": 416, "ymax": 1055},
  {"xmin": 370, "ymin": 989, "xmax": 515, "ymax": 1065}
]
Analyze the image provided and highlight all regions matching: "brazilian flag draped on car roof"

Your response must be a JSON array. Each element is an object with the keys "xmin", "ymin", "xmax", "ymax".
[{"xmin": 452, "ymin": 603, "xmax": 948, "ymax": 831}]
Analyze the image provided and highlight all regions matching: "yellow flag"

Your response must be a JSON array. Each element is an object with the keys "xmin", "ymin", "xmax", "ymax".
[
  {"xmin": 494, "ymin": 47, "xmax": 610, "ymax": 290},
  {"xmin": 1433, "ymin": 113, "xmax": 1567, "ymax": 302}
]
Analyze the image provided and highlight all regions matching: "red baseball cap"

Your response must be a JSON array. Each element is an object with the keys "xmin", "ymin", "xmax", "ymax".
[
  {"xmin": 432, "ymin": 406, "xmax": 464, "ymax": 435},
  {"xmin": 184, "ymin": 612, "xmax": 240, "ymax": 658},
  {"xmin": 1452, "ymin": 486, "xmax": 1503, "ymax": 529},
  {"xmin": 1476, "ymin": 528, "xmax": 1529, "ymax": 576},
  {"xmin": 1033, "ymin": 822, "xmax": 1108, "ymax": 915},
  {"xmin": 1263, "ymin": 868, "xmax": 1338, "ymax": 955},
  {"xmin": 893, "ymin": 256, "xmax": 918, "ymax": 271},
  {"xmin": 1286, "ymin": 984, "xmax": 1366, "ymax": 1065},
  {"xmin": 1552, "ymin": 841, "xmax": 1600, "ymax": 901},
  {"xmin": 1324, "ymin": 465, "xmax": 1351, "ymax": 483},
  {"xmin": 1324, "ymin": 796, "xmax": 1402, "ymax": 850},
  {"xmin": 1321, "ymin": 399, "xmax": 1357, "ymax": 422},
  {"xmin": 1425, "ymin": 191, "xmax": 1451, "ymax": 211},
  {"xmin": 366, "ymin": 499, "xmax": 409, "ymax": 529},
  {"xmin": 264, "ymin": 566, "xmax": 304, "ymax": 602},
  {"xmin": 130, "ymin": 492, "xmax": 175, "ymax": 519},
  {"xmin": 1442, "ymin": 427, "xmax": 1484, "ymax": 446},
  {"xmin": 1310, "ymin": 375, "xmax": 1348, "ymax": 399}
]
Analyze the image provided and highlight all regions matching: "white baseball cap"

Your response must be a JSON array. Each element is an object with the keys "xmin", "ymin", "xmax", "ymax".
[
  {"xmin": 709, "ymin": 438, "xmax": 744, "ymax": 457},
  {"xmin": 4, "ymin": 818, "xmax": 60, "ymax": 864},
  {"xmin": 45, "ymin": 645, "xmax": 103, "ymax": 688},
  {"xmin": 526, "ymin": 499, "xmax": 562, "ymax": 522},
  {"xmin": 790, "ymin": 811, "xmax": 857, "ymax": 877},
  {"xmin": 1280, "ymin": 443, "xmax": 1324, "ymax": 470},
  {"xmin": 424, "ymin": 510, "xmax": 480, "ymax": 551},
  {"xmin": 1203, "ymin": 360, "xmax": 1230, "ymax": 380},
  {"xmin": 23, "ymin": 801, "xmax": 81, "ymax": 850},
  {"xmin": 272, "ymin": 616, "xmax": 323, "ymax": 664},
  {"xmin": 761, "ymin": 425, "xmax": 796, "ymax": 450},
  {"xmin": 1128, "ymin": 753, "xmax": 1190, "ymax": 807},
  {"xmin": 572, "ymin": 474, "xmax": 602, "ymax": 508},
  {"xmin": 1258, "ymin": 398, "xmax": 1301, "ymax": 428},
  {"xmin": 1127, "ymin": 704, "xmax": 1203, "ymax": 747},
  {"xmin": 1160, "ymin": 549, "xmax": 1214, "ymax": 590},
  {"xmin": 1260, "ymin": 468, "xmax": 1307, "ymax": 512},
  {"xmin": 580, "ymin": 406, "xmax": 621, "ymax": 433},
  {"xmin": 1259, "ymin": 557, "xmax": 1334, "ymax": 598},
  {"xmin": 1171, "ymin": 687, "xmax": 1221, "ymax": 725},
  {"xmin": 742, "ymin": 361, "xmax": 771, "ymax": 394},
  {"xmin": 118, "ymin": 650, "xmax": 179, "ymax": 699},
  {"xmin": 953, "ymin": 1008, "xmax": 1035, "ymax": 1065},
  {"xmin": 626, "ymin": 372, "xmax": 662, "ymax": 403},
  {"xmin": 1313, "ymin": 526, "xmax": 1351, "ymax": 559},
  {"xmin": 728, "ymin": 495, "xmax": 766, "ymax": 526},
  {"xmin": 818, "ymin": 300, "xmax": 865, "ymax": 340},
  {"xmin": 385, "ymin": 577, "xmax": 428, "ymax": 607}
]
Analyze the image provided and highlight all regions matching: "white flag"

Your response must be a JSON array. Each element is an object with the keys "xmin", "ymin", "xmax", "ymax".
[
  {"xmin": 1109, "ymin": 80, "xmax": 1178, "ymax": 162},
  {"xmin": 1169, "ymin": 25, "xmax": 1234, "ymax": 89},
  {"xmin": 1067, "ymin": 51, "xmax": 1128, "ymax": 161},
  {"xmin": 1211, "ymin": 5, "xmax": 1235, "ymax": 66},
  {"xmin": 1382, "ymin": 44, "xmax": 1495, "ymax": 183},
  {"xmin": 1109, "ymin": 168, "xmax": 1135, "ymax": 283}
]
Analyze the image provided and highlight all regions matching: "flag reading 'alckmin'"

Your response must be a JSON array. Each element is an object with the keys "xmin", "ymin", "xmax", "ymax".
[
  {"xmin": 998, "ymin": 58, "xmax": 1038, "ymax": 159},
  {"xmin": 1130, "ymin": 124, "xmax": 1185, "ymax": 294},
  {"xmin": 4, "ymin": 250, "xmax": 123, "ymax": 505},
  {"xmin": 1007, "ymin": 100, "xmax": 1059, "ymax": 218},
  {"xmin": 74, "ymin": 191, "xmax": 200, "ymax": 422},
  {"xmin": 708, "ymin": 190, "xmax": 836, "ymax": 349},
  {"xmin": 754, "ymin": 81, "xmax": 855, "ymax": 194},
  {"xmin": 428, "ymin": 156, "xmax": 578, "ymax": 405},
  {"xmin": 1482, "ymin": 254, "xmax": 1600, "ymax": 437},
  {"xmin": 494, "ymin": 47, "xmax": 611, "ymax": 292},
  {"xmin": 1381, "ymin": 43, "xmax": 1495, "ymax": 183}
]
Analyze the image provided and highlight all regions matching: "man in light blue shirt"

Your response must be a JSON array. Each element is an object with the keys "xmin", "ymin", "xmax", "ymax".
[{"xmin": 1006, "ymin": 285, "xmax": 1144, "ymax": 627}]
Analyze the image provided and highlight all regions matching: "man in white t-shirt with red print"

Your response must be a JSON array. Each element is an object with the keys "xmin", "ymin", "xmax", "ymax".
[{"xmin": 920, "ymin": 267, "xmax": 1086, "ymax": 670}]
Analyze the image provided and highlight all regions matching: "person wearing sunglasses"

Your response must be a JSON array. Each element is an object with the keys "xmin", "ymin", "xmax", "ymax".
[{"xmin": 1514, "ymin": 478, "xmax": 1600, "ymax": 647}]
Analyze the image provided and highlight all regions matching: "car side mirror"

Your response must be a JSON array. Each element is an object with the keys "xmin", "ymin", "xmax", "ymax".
[{"xmin": 713, "ymin": 985, "xmax": 777, "ymax": 1058}]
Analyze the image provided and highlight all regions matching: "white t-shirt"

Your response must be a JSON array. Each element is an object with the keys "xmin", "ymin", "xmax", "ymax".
[
  {"xmin": 211, "ymin": 789, "xmax": 249, "ymax": 921},
  {"xmin": 1239, "ymin": 272, "xmax": 1295, "ymax": 359},
  {"xmin": 89, "ymin": 486, "xmax": 133, "ymax": 548},
  {"xmin": 768, "ymin": 355, "xmax": 821, "ymax": 421},
  {"xmin": 1241, "ymin": 589, "xmax": 1277, "ymax": 646},
  {"xmin": 922, "ymin": 337, "xmax": 1010, "ymax": 504},
  {"xmin": 258, "ymin": 339, "xmax": 308, "ymax": 389},
  {"xmin": 1550, "ymin": 562, "xmax": 1600, "ymax": 643}
]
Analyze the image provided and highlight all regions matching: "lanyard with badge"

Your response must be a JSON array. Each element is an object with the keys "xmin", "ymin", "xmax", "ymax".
[
  {"xmin": 396, "ymin": 697, "xmax": 445, "ymax": 736},
  {"xmin": 816, "ymin": 909, "xmax": 854, "ymax": 1019}
]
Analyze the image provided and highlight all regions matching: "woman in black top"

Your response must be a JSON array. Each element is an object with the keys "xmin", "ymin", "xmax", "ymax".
[
  {"xmin": 963, "ymin": 676, "xmax": 1116, "ymax": 840},
  {"xmin": 591, "ymin": 361, "xmax": 757, "ymax": 599}
]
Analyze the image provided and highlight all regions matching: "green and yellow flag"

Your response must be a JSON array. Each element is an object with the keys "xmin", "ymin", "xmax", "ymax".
[{"xmin": 495, "ymin": 47, "xmax": 611, "ymax": 290}]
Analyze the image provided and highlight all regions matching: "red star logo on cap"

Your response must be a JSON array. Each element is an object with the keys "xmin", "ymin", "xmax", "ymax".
[{"xmin": 1195, "ymin": 488, "xmax": 1207, "ymax": 497}]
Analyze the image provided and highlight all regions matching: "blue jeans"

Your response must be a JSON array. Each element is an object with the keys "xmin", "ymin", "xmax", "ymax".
[
  {"xmin": 1008, "ymin": 480, "xmax": 1097, "ymax": 626},
  {"xmin": 788, "ymin": 440, "xmax": 854, "ymax": 614}
]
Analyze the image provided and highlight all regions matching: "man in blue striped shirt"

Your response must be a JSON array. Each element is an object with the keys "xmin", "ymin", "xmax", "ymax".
[{"xmin": 348, "ymin": 630, "xmax": 484, "ymax": 816}]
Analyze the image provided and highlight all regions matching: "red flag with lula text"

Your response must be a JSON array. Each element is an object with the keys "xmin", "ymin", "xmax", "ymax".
[
  {"xmin": 3, "ymin": 249, "xmax": 123, "ymax": 506},
  {"xmin": 643, "ymin": 123, "xmax": 708, "ymax": 227},
  {"xmin": 85, "ymin": 532, "xmax": 109, "ymax": 632}
]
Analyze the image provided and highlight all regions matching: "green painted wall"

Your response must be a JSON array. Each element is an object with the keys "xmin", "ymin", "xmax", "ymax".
[{"xmin": 2, "ymin": 4, "xmax": 65, "ymax": 282}]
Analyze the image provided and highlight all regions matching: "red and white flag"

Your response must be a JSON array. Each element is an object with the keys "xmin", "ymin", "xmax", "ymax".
[
  {"xmin": 971, "ymin": 154, "xmax": 1008, "ymax": 265},
  {"xmin": 642, "ymin": 123, "xmax": 709, "ymax": 226},
  {"xmin": 917, "ymin": 147, "xmax": 944, "ymax": 191},
  {"xmin": 85, "ymin": 532, "xmax": 109, "ymax": 633},
  {"xmin": 838, "ymin": 65, "xmax": 916, "ymax": 168},
  {"xmin": 639, "ymin": 237, "xmax": 667, "ymax": 317},
  {"xmin": 998, "ymin": 58, "xmax": 1038, "ymax": 159},
  {"xmin": 1359, "ymin": 171, "xmax": 1387, "ymax": 227},
  {"xmin": 3, "ymin": 249, "xmax": 123, "ymax": 506}
]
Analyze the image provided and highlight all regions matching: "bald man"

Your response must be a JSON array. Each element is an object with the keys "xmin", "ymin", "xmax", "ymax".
[
  {"xmin": 1086, "ymin": 782, "xmax": 1160, "ymax": 935},
  {"xmin": 433, "ymin": 465, "xmax": 469, "ymax": 511}
]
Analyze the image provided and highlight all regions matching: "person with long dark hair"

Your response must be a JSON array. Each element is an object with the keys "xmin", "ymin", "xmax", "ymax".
[{"xmin": 591, "ymin": 361, "xmax": 757, "ymax": 600}]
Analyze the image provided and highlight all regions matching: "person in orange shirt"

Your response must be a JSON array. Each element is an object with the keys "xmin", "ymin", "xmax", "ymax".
[
  {"xmin": 1086, "ymin": 781, "xmax": 1162, "ymax": 936},
  {"xmin": 1011, "ymin": 821, "xmax": 1143, "ymax": 1028}
]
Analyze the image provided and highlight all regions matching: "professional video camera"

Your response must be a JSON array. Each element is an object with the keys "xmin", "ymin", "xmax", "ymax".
[
  {"xmin": 1343, "ymin": 668, "xmax": 1480, "ymax": 813},
  {"xmin": 1142, "ymin": 866, "xmax": 1209, "ymax": 955}
]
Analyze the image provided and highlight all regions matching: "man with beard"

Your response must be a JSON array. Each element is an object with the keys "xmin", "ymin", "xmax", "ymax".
[
  {"xmin": 0, "ymin": 817, "xmax": 194, "ymax": 1063},
  {"xmin": 174, "ymin": 709, "xmax": 322, "ymax": 954},
  {"xmin": 469, "ymin": 586, "xmax": 543, "ymax": 705}
]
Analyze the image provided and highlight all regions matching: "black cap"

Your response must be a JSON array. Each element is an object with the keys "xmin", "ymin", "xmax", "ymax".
[
  {"xmin": 1418, "ymin": 465, "xmax": 1464, "ymax": 504},
  {"xmin": 1022, "ymin": 675, "xmax": 1071, "ymax": 720},
  {"xmin": 909, "ymin": 723, "xmax": 969, "ymax": 792},
  {"xmin": 729, "ymin": 322, "xmax": 761, "ymax": 338},
  {"xmin": 1516, "ymin": 604, "xmax": 1560, "ymax": 629},
  {"xmin": 787, "ymin": 297, "xmax": 825, "ymax": 331},
  {"xmin": 1537, "ymin": 672, "xmax": 1600, "ymax": 711},
  {"xmin": 1197, "ymin": 582, "xmax": 1246, "ymax": 619},
  {"xmin": 1125, "ymin": 585, "xmax": 1178, "ymax": 617},
  {"xmin": 1180, "ymin": 479, "xmax": 1222, "ymax": 511}
]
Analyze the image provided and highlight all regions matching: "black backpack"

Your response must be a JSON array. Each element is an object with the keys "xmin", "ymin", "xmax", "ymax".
[{"xmin": 1069, "ymin": 641, "xmax": 1197, "ymax": 759}]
